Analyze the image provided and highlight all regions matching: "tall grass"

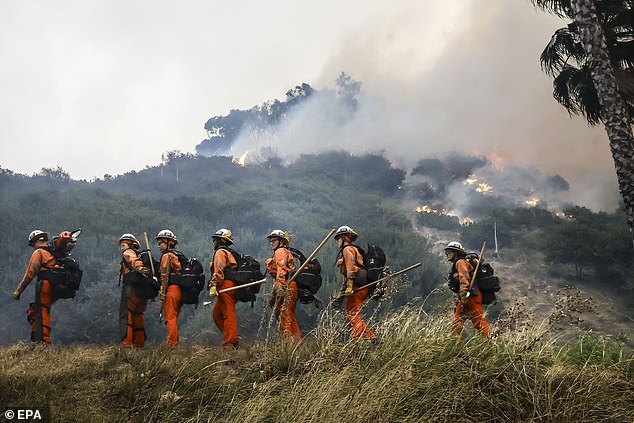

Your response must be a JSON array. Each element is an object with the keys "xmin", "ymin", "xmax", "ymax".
[{"xmin": 0, "ymin": 309, "xmax": 632, "ymax": 422}]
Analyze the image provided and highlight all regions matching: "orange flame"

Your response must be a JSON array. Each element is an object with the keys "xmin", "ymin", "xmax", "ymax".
[
  {"xmin": 525, "ymin": 198, "xmax": 540, "ymax": 207},
  {"xmin": 232, "ymin": 150, "xmax": 249, "ymax": 167},
  {"xmin": 476, "ymin": 182, "xmax": 492, "ymax": 193}
]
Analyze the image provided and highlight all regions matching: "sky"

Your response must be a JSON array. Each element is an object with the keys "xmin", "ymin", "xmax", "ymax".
[{"xmin": 0, "ymin": 0, "xmax": 621, "ymax": 210}]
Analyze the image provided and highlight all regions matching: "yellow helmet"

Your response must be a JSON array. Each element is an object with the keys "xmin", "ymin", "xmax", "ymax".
[{"xmin": 212, "ymin": 228, "xmax": 234, "ymax": 245}]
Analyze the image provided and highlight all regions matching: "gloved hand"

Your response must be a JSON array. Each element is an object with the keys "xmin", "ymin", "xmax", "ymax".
[
  {"xmin": 331, "ymin": 293, "xmax": 343, "ymax": 309},
  {"xmin": 209, "ymin": 285, "xmax": 218, "ymax": 298},
  {"xmin": 344, "ymin": 280, "xmax": 354, "ymax": 296},
  {"xmin": 12, "ymin": 290, "xmax": 21, "ymax": 300},
  {"xmin": 136, "ymin": 266, "xmax": 149, "ymax": 278},
  {"xmin": 160, "ymin": 286, "xmax": 167, "ymax": 303},
  {"xmin": 459, "ymin": 291, "xmax": 469, "ymax": 304}
]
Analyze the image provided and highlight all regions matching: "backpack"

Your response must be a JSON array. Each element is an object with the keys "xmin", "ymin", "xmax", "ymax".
[
  {"xmin": 219, "ymin": 247, "xmax": 265, "ymax": 306},
  {"xmin": 288, "ymin": 247, "xmax": 322, "ymax": 304},
  {"xmin": 449, "ymin": 253, "xmax": 500, "ymax": 305},
  {"xmin": 169, "ymin": 251, "xmax": 206, "ymax": 305},
  {"xmin": 349, "ymin": 244, "xmax": 387, "ymax": 299},
  {"xmin": 120, "ymin": 249, "xmax": 160, "ymax": 300},
  {"xmin": 37, "ymin": 245, "xmax": 83, "ymax": 299}
]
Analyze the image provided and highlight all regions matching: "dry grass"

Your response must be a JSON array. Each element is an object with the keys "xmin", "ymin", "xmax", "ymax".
[{"xmin": 0, "ymin": 309, "xmax": 632, "ymax": 423}]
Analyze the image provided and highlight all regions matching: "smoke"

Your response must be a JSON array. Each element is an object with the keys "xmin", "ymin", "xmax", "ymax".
[{"xmin": 220, "ymin": 0, "xmax": 620, "ymax": 212}]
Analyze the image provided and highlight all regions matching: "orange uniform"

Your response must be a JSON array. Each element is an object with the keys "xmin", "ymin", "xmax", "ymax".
[
  {"xmin": 338, "ymin": 245, "xmax": 377, "ymax": 341},
  {"xmin": 210, "ymin": 248, "xmax": 239, "ymax": 349},
  {"xmin": 119, "ymin": 248, "xmax": 148, "ymax": 348},
  {"xmin": 160, "ymin": 250, "xmax": 183, "ymax": 347},
  {"xmin": 16, "ymin": 247, "xmax": 58, "ymax": 343},
  {"xmin": 451, "ymin": 258, "xmax": 490, "ymax": 338},
  {"xmin": 266, "ymin": 247, "xmax": 300, "ymax": 340}
]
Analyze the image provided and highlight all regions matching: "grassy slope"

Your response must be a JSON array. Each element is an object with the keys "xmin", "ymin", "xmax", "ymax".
[{"xmin": 1, "ymin": 312, "xmax": 632, "ymax": 423}]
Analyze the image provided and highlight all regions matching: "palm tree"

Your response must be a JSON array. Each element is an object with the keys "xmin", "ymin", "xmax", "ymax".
[{"xmin": 533, "ymin": 0, "xmax": 634, "ymax": 239}]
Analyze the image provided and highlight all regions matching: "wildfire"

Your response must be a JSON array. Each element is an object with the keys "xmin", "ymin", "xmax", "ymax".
[
  {"xmin": 476, "ymin": 182, "xmax": 492, "ymax": 193},
  {"xmin": 461, "ymin": 217, "xmax": 475, "ymax": 225},
  {"xmin": 464, "ymin": 177, "xmax": 478, "ymax": 185},
  {"xmin": 488, "ymin": 146, "xmax": 506, "ymax": 169},
  {"xmin": 415, "ymin": 204, "xmax": 448, "ymax": 215},
  {"xmin": 525, "ymin": 198, "xmax": 540, "ymax": 207},
  {"xmin": 232, "ymin": 150, "xmax": 249, "ymax": 167}
]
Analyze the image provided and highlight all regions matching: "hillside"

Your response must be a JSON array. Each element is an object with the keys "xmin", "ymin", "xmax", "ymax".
[{"xmin": 1, "ymin": 312, "xmax": 632, "ymax": 423}]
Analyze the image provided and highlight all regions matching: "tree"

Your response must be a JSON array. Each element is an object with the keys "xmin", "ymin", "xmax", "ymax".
[{"xmin": 534, "ymin": 0, "xmax": 634, "ymax": 239}]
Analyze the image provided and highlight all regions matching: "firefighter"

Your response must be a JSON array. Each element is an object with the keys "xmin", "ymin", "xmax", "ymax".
[
  {"xmin": 12, "ymin": 230, "xmax": 73, "ymax": 343},
  {"xmin": 208, "ymin": 228, "xmax": 239, "ymax": 349},
  {"xmin": 156, "ymin": 229, "xmax": 182, "ymax": 348},
  {"xmin": 445, "ymin": 241, "xmax": 490, "ymax": 338},
  {"xmin": 266, "ymin": 230, "xmax": 300, "ymax": 341},
  {"xmin": 118, "ymin": 233, "xmax": 150, "ymax": 348},
  {"xmin": 335, "ymin": 225, "xmax": 377, "ymax": 342}
]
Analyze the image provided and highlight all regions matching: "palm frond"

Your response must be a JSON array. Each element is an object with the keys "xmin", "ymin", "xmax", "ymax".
[
  {"xmin": 541, "ymin": 27, "xmax": 585, "ymax": 75},
  {"xmin": 531, "ymin": 0, "xmax": 573, "ymax": 18}
]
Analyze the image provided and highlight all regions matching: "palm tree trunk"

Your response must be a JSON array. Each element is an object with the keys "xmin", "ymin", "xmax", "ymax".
[{"xmin": 572, "ymin": 0, "xmax": 634, "ymax": 241}]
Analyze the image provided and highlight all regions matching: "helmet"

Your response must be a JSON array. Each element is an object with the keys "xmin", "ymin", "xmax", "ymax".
[
  {"xmin": 444, "ymin": 241, "xmax": 466, "ymax": 255},
  {"xmin": 119, "ymin": 233, "xmax": 140, "ymax": 248},
  {"xmin": 334, "ymin": 225, "xmax": 358, "ymax": 241},
  {"xmin": 266, "ymin": 229, "xmax": 290, "ymax": 243},
  {"xmin": 212, "ymin": 228, "xmax": 234, "ymax": 245},
  {"xmin": 28, "ymin": 230, "xmax": 49, "ymax": 246},
  {"xmin": 155, "ymin": 229, "xmax": 178, "ymax": 245}
]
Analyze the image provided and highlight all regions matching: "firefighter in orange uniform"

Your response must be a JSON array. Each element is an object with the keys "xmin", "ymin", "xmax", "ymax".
[
  {"xmin": 118, "ymin": 233, "xmax": 150, "ymax": 348},
  {"xmin": 156, "ymin": 229, "xmax": 183, "ymax": 348},
  {"xmin": 12, "ymin": 230, "xmax": 73, "ymax": 343},
  {"xmin": 335, "ymin": 226, "xmax": 378, "ymax": 342},
  {"xmin": 266, "ymin": 230, "xmax": 300, "ymax": 341},
  {"xmin": 208, "ymin": 228, "xmax": 240, "ymax": 349},
  {"xmin": 445, "ymin": 241, "xmax": 490, "ymax": 338}
]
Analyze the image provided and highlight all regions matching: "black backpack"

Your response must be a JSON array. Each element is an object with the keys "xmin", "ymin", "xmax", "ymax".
[
  {"xmin": 288, "ymin": 247, "xmax": 322, "ymax": 304},
  {"xmin": 449, "ymin": 253, "xmax": 500, "ymax": 305},
  {"xmin": 219, "ymin": 247, "xmax": 264, "ymax": 305},
  {"xmin": 349, "ymin": 244, "xmax": 387, "ymax": 299},
  {"xmin": 37, "ymin": 245, "xmax": 83, "ymax": 299},
  {"xmin": 170, "ymin": 251, "xmax": 206, "ymax": 305},
  {"xmin": 120, "ymin": 249, "xmax": 160, "ymax": 300}
]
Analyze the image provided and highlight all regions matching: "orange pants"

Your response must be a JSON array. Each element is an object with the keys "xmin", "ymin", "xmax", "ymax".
[
  {"xmin": 164, "ymin": 284, "xmax": 182, "ymax": 348},
  {"xmin": 452, "ymin": 290, "xmax": 490, "ymax": 338},
  {"xmin": 273, "ymin": 281, "xmax": 301, "ymax": 341},
  {"xmin": 212, "ymin": 280, "xmax": 239, "ymax": 349},
  {"xmin": 345, "ymin": 288, "xmax": 377, "ymax": 341},
  {"xmin": 120, "ymin": 286, "xmax": 148, "ymax": 348},
  {"xmin": 27, "ymin": 280, "xmax": 57, "ymax": 343}
]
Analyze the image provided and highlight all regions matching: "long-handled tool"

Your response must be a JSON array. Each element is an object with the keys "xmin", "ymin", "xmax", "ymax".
[
  {"xmin": 145, "ymin": 232, "xmax": 164, "ymax": 322},
  {"xmin": 287, "ymin": 228, "xmax": 336, "ymax": 285},
  {"xmin": 202, "ymin": 278, "xmax": 268, "ymax": 306},
  {"xmin": 352, "ymin": 262, "xmax": 422, "ymax": 293},
  {"xmin": 465, "ymin": 241, "xmax": 486, "ymax": 299}
]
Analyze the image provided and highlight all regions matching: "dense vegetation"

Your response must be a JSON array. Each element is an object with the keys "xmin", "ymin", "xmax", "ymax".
[
  {"xmin": 0, "ymin": 151, "xmax": 444, "ymax": 346},
  {"xmin": 1, "ymin": 311, "xmax": 632, "ymax": 422}
]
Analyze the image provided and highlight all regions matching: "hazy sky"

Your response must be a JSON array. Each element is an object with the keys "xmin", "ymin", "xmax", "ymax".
[{"xmin": 0, "ymin": 0, "xmax": 621, "ymax": 209}]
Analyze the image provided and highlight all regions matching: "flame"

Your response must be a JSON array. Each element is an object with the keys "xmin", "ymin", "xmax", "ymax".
[
  {"xmin": 463, "ymin": 177, "xmax": 478, "ymax": 185},
  {"xmin": 525, "ymin": 198, "xmax": 540, "ymax": 207},
  {"xmin": 476, "ymin": 182, "xmax": 492, "ymax": 193},
  {"xmin": 488, "ymin": 146, "xmax": 505, "ymax": 169},
  {"xmin": 461, "ymin": 217, "xmax": 474, "ymax": 225},
  {"xmin": 232, "ymin": 150, "xmax": 249, "ymax": 167},
  {"xmin": 415, "ymin": 204, "xmax": 448, "ymax": 215}
]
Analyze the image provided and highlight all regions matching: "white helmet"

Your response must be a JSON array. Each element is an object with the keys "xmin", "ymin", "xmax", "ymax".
[
  {"xmin": 212, "ymin": 228, "xmax": 234, "ymax": 245},
  {"xmin": 28, "ymin": 230, "xmax": 49, "ymax": 246},
  {"xmin": 444, "ymin": 241, "xmax": 466, "ymax": 255},
  {"xmin": 155, "ymin": 229, "xmax": 178, "ymax": 245},
  {"xmin": 334, "ymin": 225, "xmax": 358, "ymax": 241},
  {"xmin": 266, "ymin": 229, "xmax": 290, "ymax": 243},
  {"xmin": 119, "ymin": 233, "xmax": 140, "ymax": 248}
]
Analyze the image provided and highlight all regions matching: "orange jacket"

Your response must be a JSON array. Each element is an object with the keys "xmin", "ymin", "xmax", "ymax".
[
  {"xmin": 159, "ymin": 250, "xmax": 182, "ymax": 289},
  {"xmin": 337, "ymin": 245, "xmax": 364, "ymax": 280},
  {"xmin": 210, "ymin": 248, "xmax": 238, "ymax": 287},
  {"xmin": 266, "ymin": 247, "xmax": 295, "ymax": 284},
  {"xmin": 120, "ymin": 248, "xmax": 144, "ymax": 276},
  {"xmin": 452, "ymin": 258, "xmax": 474, "ymax": 294},
  {"xmin": 16, "ymin": 248, "xmax": 57, "ymax": 294}
]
